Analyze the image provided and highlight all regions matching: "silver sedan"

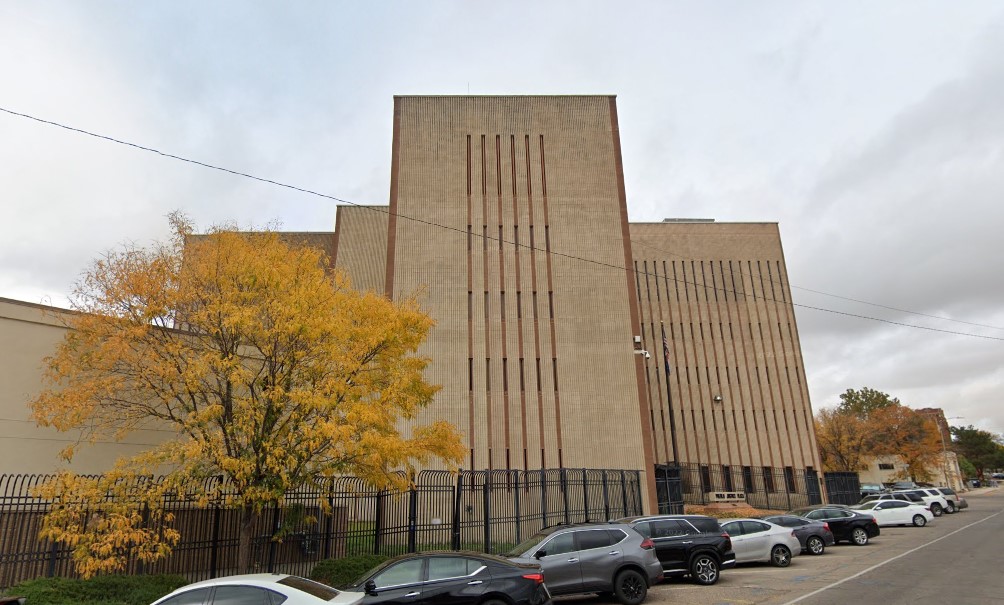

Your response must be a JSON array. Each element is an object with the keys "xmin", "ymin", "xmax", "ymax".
[{"xmin": 719, "ymin": 519, "xmax": 802, "ymax": 567}]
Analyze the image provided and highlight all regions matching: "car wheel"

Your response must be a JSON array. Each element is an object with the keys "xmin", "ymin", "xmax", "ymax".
[
  {"xmin": 945, "ymin": 501, "xmax": 956, "ymax": 514},
  {"xmin": 930, "ymin": 503, "xmax": 943, "ymax": 517},
  {"xmin": 912, "ymin": 514, "xmax": 927, "ymax": 527},
  {"xmin": 770, "ymin": 544, "xmax": 792, "ymax": 567},
  {"xmin": 806, "ymin": 535, "xmax": 825, "ymax": 556},
  {"xmin": 690, "ymin": 553, "xmax": 720, "ymax": 585},
  {"xmin": 612, "ymin": 569, "xmax": 647, "ymax": 605},
  {"xmin": 851, "ymin": 527, "xmax": 869, "ymax": 546}
]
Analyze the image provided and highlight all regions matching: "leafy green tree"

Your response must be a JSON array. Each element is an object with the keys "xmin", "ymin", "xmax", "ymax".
[
  {"xmin": 31, "ymin": 214, "xmax": 464, "ymax": 576},
  {"xmin": 957, "ymin": 454, "xmax": 977, "ymax": 480},
  {"xmin": 951, "ymin": 426, "xmax": 1004, "ymax": 478},
  {"xmin": 837, "ymin": 387, "xmax": 899, "ymax": 418}
]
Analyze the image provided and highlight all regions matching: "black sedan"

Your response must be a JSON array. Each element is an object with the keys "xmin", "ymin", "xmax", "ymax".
[
  {"xmin": 788, "ymin": 506, "xmax": 880, "ymax": 546},
  {"xmin": 346, "ymin": 551, "xmax": 551, "ymax": 605},
  {"xmin": 761, "ymin": 514, "xmax": 836, "ymax": 555}
]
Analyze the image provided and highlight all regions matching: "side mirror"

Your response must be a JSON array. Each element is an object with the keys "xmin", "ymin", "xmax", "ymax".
[
  {"xmin": 365, "ymin": 580, "xmax": 377, "ymax": 596},
  {"xmin": 534, "ymin": 549, "xmax": 546, "ymax": 559}
]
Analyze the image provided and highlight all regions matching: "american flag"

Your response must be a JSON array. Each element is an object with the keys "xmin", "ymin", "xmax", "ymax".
[{"xmin": 662, "ymin": 335, "xmax": 672, "ymax": 376}]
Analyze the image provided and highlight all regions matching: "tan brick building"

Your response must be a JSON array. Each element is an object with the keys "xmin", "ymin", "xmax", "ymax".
[{"xmin": 0, "ymin": 95, "xmax": 823, "ymax": 511}]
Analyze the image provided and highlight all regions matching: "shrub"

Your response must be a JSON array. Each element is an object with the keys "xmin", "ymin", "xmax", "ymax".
[
  {"xmin": 4, "ymin": 574, "xmax": 188, "ymax": 605},
  {"xmin": 310, "ymin": 554, "xmax": 389, "ymax": 589}
]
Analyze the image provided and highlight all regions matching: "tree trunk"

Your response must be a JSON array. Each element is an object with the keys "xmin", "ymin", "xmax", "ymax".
[{"xmin": 237, "ymin": 504, "xmax": 258, "ymax": 573}]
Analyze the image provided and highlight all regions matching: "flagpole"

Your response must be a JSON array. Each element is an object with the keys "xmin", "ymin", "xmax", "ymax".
[{"xmin": 661, "ymin": 321, "xmax": 680, "ymax": 464}]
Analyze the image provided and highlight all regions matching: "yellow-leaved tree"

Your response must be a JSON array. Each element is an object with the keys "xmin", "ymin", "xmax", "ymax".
[
  {"xmin": 31, "ymin": 213, "xmax": 464, "ymax": 576},
  {"xmin": 814, "ymin": 408, "xmax": 872, "ymax": 473}
]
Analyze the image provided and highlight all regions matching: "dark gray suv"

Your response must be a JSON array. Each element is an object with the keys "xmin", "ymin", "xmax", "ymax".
[{"xmin": 506, "ymin": 523, "xmax": 663, "ymax": 605}]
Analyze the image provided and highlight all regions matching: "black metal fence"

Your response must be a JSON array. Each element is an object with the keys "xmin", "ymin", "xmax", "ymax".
[
  {"xmin": 655, "ymin": 462, "xmax": 824, "ymax": 512},
  {"xmin": 823, "ymin": 472, "xmax": 862, "ymax": 505},
  {"xmin": 0, "ymin": 468, "xmax": 642, "ymax": 588}
]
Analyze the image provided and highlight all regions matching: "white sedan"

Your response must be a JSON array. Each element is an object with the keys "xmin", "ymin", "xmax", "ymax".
[
  {"xmin": 719, "ymin": 518, "xmax": 802, "ymax": 567},
  {"xmin": 851, "ymin": 500, "xmax": 934, "ymax": 527},
  {"xmin": 150, "ymin": 574, "xmax": 362, "ymax": 605}
]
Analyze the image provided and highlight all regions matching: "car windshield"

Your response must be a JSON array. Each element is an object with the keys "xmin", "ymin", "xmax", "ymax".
[{"xmin": 277, "ymin": 576, "xmax": 341, "ymax": 600}]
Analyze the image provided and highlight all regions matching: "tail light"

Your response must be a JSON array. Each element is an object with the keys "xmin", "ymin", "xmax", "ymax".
[
  {"xmin": 722, "ymin": 532, "xmax": 732, "ymax": 549},
  {"xmin": 791, "ymin": 530, "xmax": 797, "ymax": 537},
  {"xmin": 822, "ymin": 522, "xmax": 830, "ymax": 532},
  {"xmin": 639, "ymin": 538, "xmax": 655, "ymax": 550},
  {"xmin": 522, "ymin": 573, "xmax": 545, "ymax": 584}
]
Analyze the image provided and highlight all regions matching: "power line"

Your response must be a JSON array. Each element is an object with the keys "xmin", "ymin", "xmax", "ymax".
[
  {"xmin": 630, "ymin": 238, "xmax": 1004, "ymax": 332},
  {"xmin": 3, "ymin": 105, "xmax": 1003, "ymax": 343}
]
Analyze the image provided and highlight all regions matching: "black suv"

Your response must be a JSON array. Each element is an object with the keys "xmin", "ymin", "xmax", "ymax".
[{"xmin": 614, "ymin": 515, "xmax": 736, "ymax": 586}]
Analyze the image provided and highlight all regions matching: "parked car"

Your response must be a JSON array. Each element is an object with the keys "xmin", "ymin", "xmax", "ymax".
[
  {"xmin": 506, "ymin": 523, "xmax": 660, "ymax": 605},
  {"xmin": 761, "ymin": 514, "xmax": 836, "ymax": 556},
  {"xmin": 892, "ymin": 481, "xmax": 919, "ymax": 490},
  {"xmin": 718, "ymin": 519, "xmax": 801, "ymax": 567},
  {"xmin": 615, "ymin": 514, "xmax": 736, "ymax": 586},
  {"xmin": 992, "ymin": 473, "xmax": 1004, "ymax": 480},
  {"xmin": 787, "ymin": 506, "xmax": 880, "ymax": 546},
  {"xmin": 851, "ymin": 500, "xmax": 934, "ymax": 527},
  {"xmin": 347, "ymin": 552, "xmax": 550, "ymax": 605},
  {"xmin": 859, "ymin": 483, "xmax": 884, "ymax": 498},
  {"xmin": 859, "ymin": 492, "xmax": 924, "ymax": 506},
  {"xmin": 899, "ymin": 488, "xmax": 952, "ymax": 515},
  {"xmin": 935, "ymin": 487, "xmax": 967, "ymax": 512},
  {"xmin": 151, "ymin": 574, "xmax": 363, "ymax": 605}
]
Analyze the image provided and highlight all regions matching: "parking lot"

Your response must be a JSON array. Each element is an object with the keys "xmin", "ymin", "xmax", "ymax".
[{"xmin": 558, "ymin": 487, "xmax": 1003, "ymax": 605}]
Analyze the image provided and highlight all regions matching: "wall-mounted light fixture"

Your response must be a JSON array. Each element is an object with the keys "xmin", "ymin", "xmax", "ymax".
[
  {"xmin": 712, "ymin": 395, "xmax": 723, "ymax": 404},
  {"xmin": 634, "ymin": 350, "xmax": 651, "ymax": 359}
]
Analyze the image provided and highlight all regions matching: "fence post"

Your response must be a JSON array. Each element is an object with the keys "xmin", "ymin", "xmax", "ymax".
[
  {"xmin": 451, "ymin": 471, "xmax": 463, "ymax": 550},
  {"xmin": 266, "ymin": 503, "xmax": 281, "ymax": 573},
  {"xmin": 601, "ymin": 470, "xmax": 610, "ymax": 521},
  {"xmin": 46, "ymin": 539, "xmax": 59, "ymax": 578},
  {"xmin": 323, "ymin": 481, "xmax": 334, "ymax": 560},
  {"xmin": 482, "ymin": 473, "xmax": 492, "ymax": 553},
  {"xmin": 620, "ymin": 471, "xmax": 628, "ymax": 515},
  {"xmin": 582, "ymin": 469, "xmax": 590, "ymax": 522},
  {"xmin": 210, "ymin": 504, "xmax": 222, "ymax": 579},
  {"xmin": 374, "ymin": 490, "xmax": 384, "ymax": 555},
  {"xmin": 407, "ymin": 483, "xmax": 418, "ymax": 553},
  {"xmin": 561, "ymin": 468, "xmax": 570, "ymax": 525},
  {"xmin": 136, "ymin": 502, "xmax": 150, "ymax": 576},
  {"xmin": 540, "ymin": 469, "xmax": 548, "ymax": 527},
  {"xmin": 513, "ymin": 470, "xmax": 522, "ymax": 544}
]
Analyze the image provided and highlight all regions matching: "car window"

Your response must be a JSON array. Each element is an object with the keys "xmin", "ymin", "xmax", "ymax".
[
  {"xmin": 632, "ymin": 521, "xmax": 652, "ymax": 538},
  {"xmin": 577, "ymin": 529, "xmax": 613, "ymax": 550},
  {"xmin": 721, "ymin": 521, "xmax": 742, "ymax": 536},
  {"xmin": 159, "ymin": 588, "xmax": 211, "ymax": 605},
  {"xmin": 651, "ymin": 519, "xmax": 695, "ymax": 537},
  {"xmin": 428, "ymin": 557, "xmax": 476, "ymax": 581},
  {"xmin": 373, "ymin": 559, "xmax": 425, "ymax": 588},
  {"xmin": 266, "ymin": 591, "xmax": 287, "ymax": 605},
  {"xmin": 275, "ymin": 577, "xmax": 338, "ymax": 601},
  {"xmin": 886, "ymin": 501, "xmax": 908, "ymax": 509},
  {"xmin": 541, "ymin": 531, "xmax": 576, "ymax": 556},
  {"xmin": 608, "ymin": 529, "xmax": 628, "ymax": 545},
  {"xmin": 212, "ymin": 586, "xmax": 269, "ymax": 605},
  {"xmin": 688, "ymin": 517, "xmax": 721, "ymax": 533},
  {"xmin": 939, "ymin": 488, "xmax": 956, "ymax": 496},
  {"xmin": 804, "ymin": 510, "xmax": 823, "ymax": 520},
  {"xmin": 741, "ymin": 521, "xmax": 769, "ymax": 534}
]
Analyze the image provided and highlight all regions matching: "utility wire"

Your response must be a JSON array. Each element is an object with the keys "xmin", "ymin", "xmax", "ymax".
[
  {"xmin": 3, "ymin": 105, "xmax": 1003, "ymax": 342},
  {"xmin": 630, "ymin": 238, "xmax": 1004, "ymax": 332}
]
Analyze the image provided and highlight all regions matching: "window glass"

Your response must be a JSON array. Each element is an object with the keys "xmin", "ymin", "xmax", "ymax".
[
  {"xmin": 373, "ymin": 559, "xmax": 424, "ymax": 588},
  {"xmin": 578, "ymin": 529, "xmax": 613, "ymax": 550},
  {"xmin": 887, "ymin": 501, "xmax": 908, "ymax": 509},
  {"xmin": 160, "ymin": 588, "xmax": 210, "ymax": 605},
  {"xmin": 741, "ymin": 521, "xmax": 769, "ymax": 534},
  {"xmin": 266, "ymin": 591, "xmax": 287, "ymax": 605},
  {"xmin": 276, "ymin": 577, "xmax": 339, "ymax": 601},
  {"xmin": 212, "ymin": 586, "xmax": 268, "ymax": 605},
  {"xmin": 651, "ymin": 519, "xmax": 693, "ymax": 538},
  {"xmin": 689, "ymin": 518, "xmax": 721, "ymax": 533},
  {"xmin": 608, "ymin": 529, "xmax": 628, "ymax": 545},
  {"xmin": 804, "ymin": 510, "xmax": 823, "ymax": 520},
  {"xmin": 632, "ymin": 522, "xmax": 652, "ymax": 538},
  {"xmin": 721, "ymin": 522, "xmax": 742, "ymax": 536},
  {"xmin": 428, "ymin": 557, "xmax": 472, "ymax": 581},
  {"xmin": 542, "ymin": 532, "xmax": 576, "ymax": 556}
]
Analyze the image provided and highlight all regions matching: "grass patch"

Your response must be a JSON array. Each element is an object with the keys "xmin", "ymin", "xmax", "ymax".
[
  {"xmin": 311, "ymin": 554, "xmax": 389, "ymax": 589},
  {"xmin": 3, "ymin": 574, "xmax": 188, "ymax": 605}
]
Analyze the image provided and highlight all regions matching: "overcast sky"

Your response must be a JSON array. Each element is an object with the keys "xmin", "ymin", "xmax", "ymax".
[{"xmin": 3, "ymin": 1, "xmax": 1002, "ymax": 435}]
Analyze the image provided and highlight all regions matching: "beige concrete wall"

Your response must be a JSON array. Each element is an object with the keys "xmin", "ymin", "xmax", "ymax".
[
  {"xmin": 333, "ymin": 206, "xmax": 388, "ymax": 294},
  {"xmin": 0, "ymin": 298, "xmax": 165, "ymax": 475},
  {"xmin": 628, "ymin": 222, "xmax": 824, "ymax": 475},
  {"xmin": 385, "ymin": 97, "xmax": 652, "ymax": 485}
]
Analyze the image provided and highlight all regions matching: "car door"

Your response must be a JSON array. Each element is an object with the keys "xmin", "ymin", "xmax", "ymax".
[
  {"xmin": 805, "ymin": 508, "xmax": 848, "ymax": 541},
  {"xmin": 419, "ymin": 556, "xmax": 487, "ymax": 605},
  {"xmin": 721, "ymin": 521, "xmax": 750, "ymax": 561},
  {"xmin": 575, "ymin": 528, "xmax": 621, "ymax": 591},
  {"xmin": 365, "ymin": 557, "xmax": 426, "ymax": 604},
  {"xmin": 740, "ymin": 521, "xmax": 772, "ymax": 561},
  {"xmin": 648, "ymin": 519, "xmax": 699, "ymax": 572},
  {"xmin": 879, "ymin": 500, "xmax": 911, "ymax": 524},
  {"xmin": 534, "ymin": 530, "xmax": 582, "ymax": 595}
]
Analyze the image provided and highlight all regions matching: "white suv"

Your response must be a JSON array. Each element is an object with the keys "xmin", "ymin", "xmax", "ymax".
[{"xmin": 894, "ymin": 489, "xmax": 952, "ymax": 516}]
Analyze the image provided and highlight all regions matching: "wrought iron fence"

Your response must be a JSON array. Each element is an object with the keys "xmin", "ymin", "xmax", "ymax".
[
  {"xmin": 654, "ymin": 462, "xmax": 824, "ymax": 512},
  {"xmin": 823, "ymin": 472, "xmax": 862, "ymax": 505},
  {"xmin": 0, "ymin": 468, "xmax": 641, "ymax": 588}
]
